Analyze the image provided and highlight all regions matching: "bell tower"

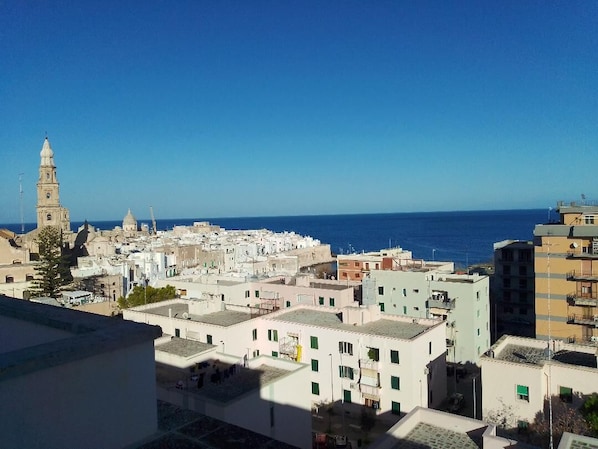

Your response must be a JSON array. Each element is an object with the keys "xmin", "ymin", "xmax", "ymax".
[{"xmin": 36, "ymin": 137, "xmax": 70, "ymax": 232}]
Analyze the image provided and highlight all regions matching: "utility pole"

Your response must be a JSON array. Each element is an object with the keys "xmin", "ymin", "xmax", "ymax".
[{"xmin": 19, "ymin": 173, "xmax": 24, "ymax": 233}]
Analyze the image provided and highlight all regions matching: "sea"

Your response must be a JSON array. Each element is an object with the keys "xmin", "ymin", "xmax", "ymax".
[{"xmin": 1, "ymin": 209, "xmax": 549, "ymax": 269}]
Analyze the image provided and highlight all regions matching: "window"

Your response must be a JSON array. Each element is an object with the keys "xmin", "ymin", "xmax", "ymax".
[
  {"xmin": 378, "ymin": 286, "xmax": 384, "ymax": 295},
  {"xmin": 519, "ymin": 279, "xmax": 527, "ymax": 289},
  {"xmin": 367, "ymin": 347, "xmax": 380, "ymax": 361},
  {"xmin": 343, "ymin": 389, "xmax": 352, "ymax": 403},
  {"xmin": 206, "ymin": 335, "xmax": 213, "ymax": 344},
  {"xmin": 319, "ymin": 296, "xmax": 324, "ymax": 305},
  {"xmin": 391, "ymin": 401, "xmax": 401, "ymax": 415},
  {"xmin": 477, "ymin": 328, "xmax": 480, "ymax": 336},
  {"xmin": 252, "ymin": 329, "xmax": 257, "ymax": 341},
  {"xmin": 312, "ymin": 382, "xmax": 320, "ymax": 395},
  {"xmin": 175, "ymin": 328, "xmax": 180, "ymax": 338},
  {"xmin": 354, "ymin": 262, "xmax": 359, "ymax": 267},
  {"xmin": 519, "ymin": 266, "xmax": 527, "ymax": 276},
  {"xmin": 379, "ymin": 303, "xmax": 385, "ymax": 312},
  {"xmin": 517, "ymin": 420, "xmax": 529, "ymax": 433},
  {"xmin": 339, "ymin": 341, "xmax": 353, "ymax": 355},
  {"xmin": 390, "ymin": 350, "xmax": 399, "ymax": 364},
  {"xmin": 329, "ymin": 297, "xmax": 335, "ymax": 307},
  {"xmin": 245, "ymin": 290, "xmax": 250, "ymax": 298},
  {"xmin": 253, "ymin": 349, "xmax": 260, "ymax": 357},
  {"xmin": 286, "ymin": 300, "xmax": 291, "ymax": 307},
  {"xmin": 503, "ymin": 279, "xmax": 511, "ymax": 288},
  {"xmin": 391, "ymin": 376, "xmax": 400, "ymax": 390},
  {"xmin": 272, "ymin": 351, "xmax": 278, "ymax": 357},
  {"xmin": 375, "ymin": 263, "xmax": 380, "ymax": 269},
  {"xmin": 504, "ymin": 265, "xmax": 511, "ymax": 275},
  {"xmin": 403, "ymin": 306, "xmax": 407, "ymax": 314},
  {"xmin": 560, "ymin": 386, "xmax": 573, "ymax": 403},
  {"xmin": 429, "ymin": 342, "xmax": 432, "ymax": 355},
  {"xmin": 517, "ymin": 385, "xmax": 529, "ymax": 402},
  {"xmin": 5, "ymin": 276, "xmax": 14, "ymax": 283},
  {"xmin": 46, "ymin": 192, "xmax": 51, "ymax": 199},
  {"xmin": 255, "ymin": 290, "xmax": 259, "ymax": 298},
  {"xmin": 311, "ymin": 359, "xmax": 319, "ymax": 372},
  {"xmin": 268, "ymin": 329, "xmax": 278, "ymax": 341},
  {"xmin": 585, "ymin": 216, "xmax": 595, "ymax": 224},
  {"xmin": 25, "ymin": 274, "xmax": 34, "ymax": 281},
  {"xmin": 310, "ymin": 336, "xmax": 319, "ymax": 349},
  {"xmin": 46, "ymin": 213, "xmax": 52, "ymax": 221},
  {"xmin": 339, "ymin": 366, "xmax": 354, "ymax": 379},
  {"xmin": 402, "ymin": 288, "xmax": 407, "ymax": 297},
  {"xmin": 519, "ymin": 307, "xmax": 527, "ymax": 315},
  {"xmin": 476, "ymin": 291, "xmax": 480, "ymax": 300}
]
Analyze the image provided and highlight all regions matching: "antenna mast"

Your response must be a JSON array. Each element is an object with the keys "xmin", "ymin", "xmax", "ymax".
[{"xmin": 18, "ymin": 173, "xmax": 24, "ymax": 233}]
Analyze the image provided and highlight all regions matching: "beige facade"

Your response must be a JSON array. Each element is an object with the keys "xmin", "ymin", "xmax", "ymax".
[
  {"xmin": 534, "ymin": 201, "xmax": 598, "ymax": 342},
  {"xmin": 36, "ymin": 137, "xmax": 70, "ymax": 232}
]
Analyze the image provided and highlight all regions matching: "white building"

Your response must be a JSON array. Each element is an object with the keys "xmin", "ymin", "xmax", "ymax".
[
  {"xmin": 369, "ymin": 406, "xmax": 523, "ymax": 449},
  {"xmin": 365, "ymin": 266, "xmax": 491, "ymax": 364},
  {"xmin": 153, "ymin": 338, "xmax": 311, "ymax": 449},
  {"xmin": 124, "ymin": 300, "xmax": 448, "ymax": 418},
  {"xmin": 480, "ymin": 335, "xmax": 598, "ymax": 428},
  {"xmin": 0, "ymin": 295, "xmax": 161, "ymax": 449}
]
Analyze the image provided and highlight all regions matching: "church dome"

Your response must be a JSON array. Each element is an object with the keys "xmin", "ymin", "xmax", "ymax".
[
  {"xmin": 40, "ymin": 137, "xmax": 55, "ymax": 167},
  {"xmin": 122, "ymin": 209, "xmax": 137, "ymax": 232}
]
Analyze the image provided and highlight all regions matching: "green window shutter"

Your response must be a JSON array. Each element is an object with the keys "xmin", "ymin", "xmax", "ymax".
[
  {"xmin": 311, "ymin": 336, "xmax": 318, "ymax": 349},
  {"xmin": 312, "ymin": 382, "xmax": 320, "ymax": 395},
  {"xmin": 380, "ymin": 303, "xmax": 385, "ymax": 312},
  {"xmin": 343, "ymin": 389, "xmax": 351, "ymax": 403},
  {"xmin": 329, "ymin": 297, "xmax": 335, "ymax": 306},
  {"xmin": 311, "ymin": 359, "xmax": 319, "ymax": 372},
  {"xmin": 517, "ymin": 385, "xmax": 529, "ymax": 396},
  {"xmin": 391, "ymin": 350, "xmax": 399, "ymax": 364},
  {"xmin": 391, "ymin": 376, "xmax": 400, "ymax": 390},
  {"xmin": 392, "ymin": 401, "xmax": 400, "ymax": 415}
]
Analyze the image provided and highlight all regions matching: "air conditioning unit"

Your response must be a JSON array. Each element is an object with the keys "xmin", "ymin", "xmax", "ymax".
[{"xmin": 590, "ymin": 336, "xmax": 598, "ymax": 342}]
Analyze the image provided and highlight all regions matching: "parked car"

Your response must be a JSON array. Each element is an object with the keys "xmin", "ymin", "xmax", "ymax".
[{"xmin": 447, "ymin": 392, "xmax": 464, "ymax": 413}]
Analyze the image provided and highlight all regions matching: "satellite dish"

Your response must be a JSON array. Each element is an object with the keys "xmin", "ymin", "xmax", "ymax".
[
  {"xmin": 182, "ymin": 312, "xmax": 189, "ymax": 319},
  {"xmin": 572, "ymin": 242, "xmax": 579, "ymax": 248}
]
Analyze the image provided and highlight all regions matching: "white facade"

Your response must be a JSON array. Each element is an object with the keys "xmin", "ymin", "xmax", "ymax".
[
  {"xmin": 480, "ymin": 335, "xmax": 598, "ymax": 427},
  {"xmin": 124, "ymin": 300, "xmax": 448, "ymax": 418},
  {"xmin": 367, "ymin": 268, "xmax": 491, "ymax": 364}
]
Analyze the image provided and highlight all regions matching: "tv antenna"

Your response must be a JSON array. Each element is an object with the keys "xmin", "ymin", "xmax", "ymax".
[{"xmin": 18, "ymin": 173, "xmax": 24, "ymax": 233}]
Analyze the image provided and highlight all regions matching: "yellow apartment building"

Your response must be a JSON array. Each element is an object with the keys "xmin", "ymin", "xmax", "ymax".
[{"xmin": 534, "ymin": 201, "xmax": 598, "ymax": 343}]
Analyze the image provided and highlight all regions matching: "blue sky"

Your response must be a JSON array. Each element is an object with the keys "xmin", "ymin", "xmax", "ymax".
[{"xmin": 1, "ymin": 1, "xmax": 596, "ymax": 223}]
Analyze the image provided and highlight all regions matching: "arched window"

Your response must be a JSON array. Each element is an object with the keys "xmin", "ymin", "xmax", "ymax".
[
  {"xmin": 5, "ymin": 276, "xmax": 14, "ymax": 283},
  {"xmin": 46, "ymin": 192, "xmax": 51, "ymax": 199},
  {"xmin": 26, "ymin": 274, "xmax": 34, "ymax": 281},
  {"xmin": 46, "ymin": 172, "xmax": 50, "ymax": 180},
  {"xmin": 47, "ymin": 213, "xmax": 52, "ymax": 221}
]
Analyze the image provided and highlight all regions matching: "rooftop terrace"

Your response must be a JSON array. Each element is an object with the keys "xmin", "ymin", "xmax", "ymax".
[
  {"xmin": 147, "ymin": 303, "xmax": 254, "ymax": 327},
  {"xmin": 389, "ymin": 422, "xmax": 480, "ymax": 449},
  {"xmin": 156, "ymin": 357, "xmax": 292, "ymax": 403},
  {"xmin": 271, "ymin": 308, "xmax": 430, "ymax": 340}
]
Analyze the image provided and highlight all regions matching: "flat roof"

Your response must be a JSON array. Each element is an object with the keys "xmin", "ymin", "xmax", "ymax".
[
  {"xmin": 156, "ymin": 338, "xmax": 214, "ymax": 357},
  {"xmin": 135, "ymin": 400, "xmax": 296, "ymax": 448},
  {"xmin": 147, "ymin": 303, "xmax": 254, "ymax": 327},
  {"xmin": 496, "ymin": 344, "xmax": 597, "ymax": 369},
  {"xmin": 156, "ymin": 358, "xmax": 292, "ymax": 403},
  {"xmin": 0, "ymin": 295, "xmax": 161, "ymax": 382},
  {"xmin": 271, "ymin": 308, "xmax": 430, "ymax": 340},
  {"xmin": 390, "ymin": 422, "xmax": 479, "ymax": 449}
]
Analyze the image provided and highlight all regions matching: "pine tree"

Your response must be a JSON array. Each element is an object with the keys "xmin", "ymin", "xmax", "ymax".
[{"xmin": 32, "ymin": 226, "xmax": 72, "ymax": 298}]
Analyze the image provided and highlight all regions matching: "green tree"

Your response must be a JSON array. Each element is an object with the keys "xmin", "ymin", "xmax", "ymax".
[
  {"xmin": 32, "ymin": 226, "xmax": 72, "ymax": 298},
  {"xmin": 581, "ymin": 393, "xmax": 598, "ymax": 436},
  {"xmin": 118, "ymin": 284, "xmax": 176, "ymax": 309}
]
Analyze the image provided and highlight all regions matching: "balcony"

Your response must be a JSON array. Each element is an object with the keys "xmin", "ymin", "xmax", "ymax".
[
  {"xmin": 567, "ymin": 250, "xmax": 598, "ymax": 260},
  {"xmin": 359, "ymin": 358, "xmax": 379, "ymax": 371},
  {"xmin": 428, "ymin": 298, "xmax": 456, "ymax": 310},
  {"xmin": 566, "ymin": 270, "xmax": 598, "ymax": 282},
  {"xmin": 567, "ymin": 293, "xmax": 598, "ymax": 307},
  {"xmin": 567, "ymin": 314, "xmax": 598, "ymax": 327}
]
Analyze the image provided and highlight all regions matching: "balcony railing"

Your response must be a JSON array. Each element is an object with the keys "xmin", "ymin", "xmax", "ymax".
[
  {"xmin": 566, "ymin": 270, "xmax": 598, "ymax": 281},
  {"xmin": 359, "ymin": 383, "xmax": 381, "ymax": 399},
  {"xmin": 567, "ymin": 250, "xmax": 598, "ymax": 259},
  {"xmin": 567, "ymin": 293, "xmax": 598, "ymax": 307},
  {"xmin": 359, "ymin": 358, "xmax": 379, "ymax": 371},
  {"xmin": 428, "ymin": 298, "xmax": 456, "ymax": 309},
  {"xmin": 567, "ymin": 314, "xmax": 598, "ymax": 326}
]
